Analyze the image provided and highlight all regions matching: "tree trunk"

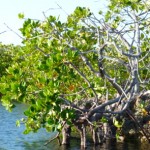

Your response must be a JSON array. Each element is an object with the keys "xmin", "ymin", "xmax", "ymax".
[
  {"xmin": 62, "ymin": 124, "xmax": 71, "ymax": 145},
  {"xmin": 104, "ymin": 122, "xmax": 117, "ymax": 139},
  {"xmin": 76, "ymin": 124, "xmax": 87, "ymax": 148},
  {"xmin": 91, "ymin": 125, "xmax": 104, "ymax": 145}
]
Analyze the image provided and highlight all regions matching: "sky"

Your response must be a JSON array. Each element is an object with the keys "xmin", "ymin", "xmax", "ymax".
[{"xmin": 0, "ymin": 0, "xmax": 108, "ymax": 45}]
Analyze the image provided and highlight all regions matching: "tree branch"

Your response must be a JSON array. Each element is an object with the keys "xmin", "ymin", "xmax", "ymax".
[{"xmin": 67, "ymin": 62, "xmax": 99, "ymax": 104}]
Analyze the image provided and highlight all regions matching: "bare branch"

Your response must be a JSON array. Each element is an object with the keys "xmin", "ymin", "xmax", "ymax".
[
  {"xmin": 55, "ymin": 3, "xmax": 69, "ymax": 16},
  {"xmin": 134, "ymin": 13, "xmax": 141, "ymax": 55},
  {"xmin": 80, "ymin": 53, "xmax": 99, "ymax": 75},
  {"xmin": 68, "ymin": 62, "xmax": 99, "ymax": 103},
  {"xmin": 59, "ymin": 96, "xmax": 85, "ymax": 113},
  {"xmin": 44, "ymin": 132, "xmax": 61, "ymax": 146},
  {"xmin": 35, "ymin": 46, "xmax": 50, "ymax": 57},
  {"xmin": 0, "ymin": 31, "xmax": 7, "ymax": 34},
  {"xmin": 102, "ymin": 55, "xmax": 130, "ymax": 70},
  {"xmin": 139, "ymin": 51, "xmax": 150, "ymax": 62},
  {"xmin": 4, "ymin": 23, "xmax": 24, "ymax": 40},
  {"xmin": 88, "ymin": 97, "xmax": 120, "ymax": 119}
]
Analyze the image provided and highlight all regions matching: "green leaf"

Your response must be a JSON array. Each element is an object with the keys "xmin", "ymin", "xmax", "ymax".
[
  {"xmin": 23, "ymin": 129, "xmax": 31, "ymax": 134},
  {"xmin": 18, "ymin": 93, "xmax": 26, "ymax": 101},
  {"xmin": 99, "ymin": 10, "xmax": 103, "ymax": 14},
  {"xmin": 141, "ymin": 33, "xmax": 144, "ymax": 39},
  {"xmin": 13, "ymin": 69, "xmax": 20, "ymax": 74},
  {"xmin": 57, "ymin": 124, "xmax": 62, "ymax": 130},
  {"xmin": 18, "ymin": 13, "xmax": 24, "ymax": 19},
  {"xmin": 24, "ymin": 110, "xmax": 31, "ymax": 116},
  {"xmin": 100, "ymin": 117, "xmax": 108, "ymax": 123},
  {"xmin": 113, "ymin": 117, "xmax": 124, "ymax": 128},
  {"xmin": 11, "ymin": 83, "xmax": 19, "ymax": 93},
  {"xmin": 19, "ymin": 82, "xmax": 27, "ymax": 92},
  {"xmin": 105, "ymin": 11, "xmax": 111, "ymax": 22},
  {"xmin": 143, "ymin": 69, "xmax": 148, "ymax": 74},
  {"xmin": 30, "ymin": 106, "xmax": 35, "ymax": 112},
  {"xmin": 47, "ymin": 118, "xmax": 55, "ymax": 125},
  {"xmin": 48, "ymin": 16, "xmax": 56, "ymax": 22},
  {"xmin": 16, "ymin": 120, "xmax": 20, "ymax": 127}
]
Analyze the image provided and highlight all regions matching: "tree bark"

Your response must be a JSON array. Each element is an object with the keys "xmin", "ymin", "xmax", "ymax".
[
  {"xmin": 91, "ymin": 125, "xmax": 104, "ymax": 145},
  {"xmin": 62, "ymin": 124, "xmax": 71, "ymax": 145},
  {"xmin": 76, "ymin": 124, "xmax": 87, "ymax": 148}
]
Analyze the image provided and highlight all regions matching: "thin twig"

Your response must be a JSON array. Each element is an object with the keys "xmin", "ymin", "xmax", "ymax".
[
  {"xmin": 4, "ymin": 23, "xmax": 24, "ymax": 40},
  {"xmin": 55, "ymin": 2, "xmax": 69, "ymax": 16},
  {"xmin": 44, "ymin": 132, "xmax": 61, "ymax": 146},
  {"xmin": 0, "ymin": 31, "xmax": 7, "ymax": 34},
  {"xmin": 68, "ymin": 62, "xmax": 99, "ymax": 103},
  {"xmin": 35, "ymin": 46, "xmax": 50, "ymax": 57}
]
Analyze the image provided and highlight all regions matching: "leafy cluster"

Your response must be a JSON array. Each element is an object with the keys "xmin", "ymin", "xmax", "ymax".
[{"xmin": 0, "ymin": 1, "xmax": 150, "ymax": 142}]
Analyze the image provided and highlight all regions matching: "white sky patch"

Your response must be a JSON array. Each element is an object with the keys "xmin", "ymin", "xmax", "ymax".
[{"xmin": 0, "ymin": 0, "xmax": 108, "ymax": 45}]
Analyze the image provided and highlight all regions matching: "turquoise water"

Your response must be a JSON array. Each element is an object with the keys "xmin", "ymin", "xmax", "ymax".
[
  {"xmin": 0, "ymin": 103, "xmax": 54, "ymax": 150},
  {"xmin": 0, "ymin": 103, "xmax": 149, "ymax": 150}
]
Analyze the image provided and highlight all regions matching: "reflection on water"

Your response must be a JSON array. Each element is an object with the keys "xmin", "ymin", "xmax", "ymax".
[{"xmin": 0, "ymin": 103, "xmax": 150, "ymax": 150}]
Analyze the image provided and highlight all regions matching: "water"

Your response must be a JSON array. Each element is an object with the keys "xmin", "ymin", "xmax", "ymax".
[
  {"xmin": 0, "ymin": 103, "xmax": 53, "ymax": 150},
  {"xmin": 0, "ymin": 103, "xmax": 150, "ymax": 150}
]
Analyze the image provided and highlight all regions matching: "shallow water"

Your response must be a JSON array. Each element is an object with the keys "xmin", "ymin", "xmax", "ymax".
[{"xmin": 0, "ymin": 103, "xmax": 150, "ymax": 150}]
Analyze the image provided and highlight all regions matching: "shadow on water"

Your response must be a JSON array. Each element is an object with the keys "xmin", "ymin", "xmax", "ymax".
[
  {"xmin": 0, "ymin": 103, "xmax": 150, "ymax": 150},
  {"xmin": 41, "ymin": 137, "xmax": 146, "ymax": 150}
]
